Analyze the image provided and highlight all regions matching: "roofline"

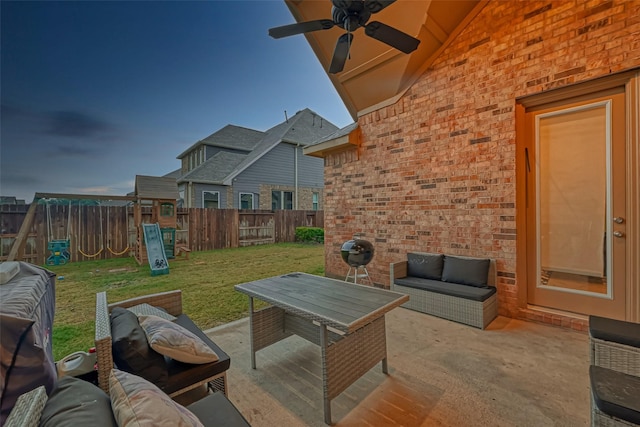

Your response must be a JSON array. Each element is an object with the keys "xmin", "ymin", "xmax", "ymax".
[{"xmin": 303, "ymin": 126, "xmax": 361, "ymax": 158}]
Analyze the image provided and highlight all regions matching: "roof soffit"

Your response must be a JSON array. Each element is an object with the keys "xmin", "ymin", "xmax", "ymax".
[{"xmin": 283, "ymin": 0, "xmax": 485, "ymax": 118}]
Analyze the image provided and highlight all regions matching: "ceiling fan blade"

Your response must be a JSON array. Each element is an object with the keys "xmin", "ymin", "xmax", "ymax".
[
  {"xmin": 364, "ymin": 21, "xmax": 420, "ymax": 53},
  {"xmin": 268, "ymin": 19, "xmax": 335, "ymax": 39},
  {"xmin": 364, "ymin": 0, "xmax": 396, "ymax": 14},
  {"xmin": 329, "ymin": 33, "xmax": 353, "ymax": 74}
]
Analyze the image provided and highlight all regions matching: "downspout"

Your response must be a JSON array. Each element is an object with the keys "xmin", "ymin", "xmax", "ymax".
[{"xmin": 295, "ymin": 143, "xmax": 300, "ymax": 209}]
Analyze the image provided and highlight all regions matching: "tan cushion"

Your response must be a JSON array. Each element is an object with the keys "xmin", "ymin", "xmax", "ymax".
[
  {"xmin": 109, "ymin": 369, "xmax": 203, "ymax": 427},
  {"xmin": 138, "ymin": 314, "xmax": 219, "ymax": 364}
]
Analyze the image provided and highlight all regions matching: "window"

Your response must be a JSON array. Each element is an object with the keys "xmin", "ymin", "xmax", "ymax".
[
  {"xmin": 312, "ymin": 192, "xmax": 319, "ymax": 210},
  {"xmin": 240, "ymin": 193, "xmax": 254, "ymax": 209},
  {"xmin": 271, "ymin": 190, "xmax": 293, "ymax": 210},
  {"xmin": 160, "ymin": 203, "xmax": 174, "ymax": 217},
  {"xmin": 203, "ymin": 191, "xmax": 219, "ymax": 209}
]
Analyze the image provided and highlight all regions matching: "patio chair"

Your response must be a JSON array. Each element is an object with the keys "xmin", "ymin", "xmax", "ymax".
[{"xmin": 95, "ymin": 290, "xmax": 230, "ymax": 398}]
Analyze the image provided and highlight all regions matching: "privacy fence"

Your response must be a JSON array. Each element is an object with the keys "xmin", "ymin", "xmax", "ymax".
[{"xmin": 0, "ymin": 204, "xmax": 324, "ymax": 265}]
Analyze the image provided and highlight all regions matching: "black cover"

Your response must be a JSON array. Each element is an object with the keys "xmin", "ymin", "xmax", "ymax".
[
  {"xmin": 110, "ymin": 307, "xmax": 168, "ymax": 387},
  {"xmin": 395, "ymin": 277, "xmax": 496, "ymax": 302},
  {"xmin": 407, "ymin": 253, "xmax": 444, "ymax": 280},
  {"xmin": 187, "ymin": 391, "xmax": 251, "ymax": 427},
  {"xmin": 441, "ymin": 255, "xmax": 490, "ymax": 287},
  {"xmin": 590, "ymin": 365, "xmax": 640, "ymax": 424},
  {"xmin": 589, "ymin": 315, "xmax": 640, "ymax": 348},
  {"xmin": 39, "ymin": 376, "xmax": 118, "ymax": 427},
  {"xmin": 0, "ymin": 262, "xmax": 56, "ymax": 425}
]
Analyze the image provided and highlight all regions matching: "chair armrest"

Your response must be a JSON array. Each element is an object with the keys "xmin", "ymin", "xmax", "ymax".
[
  {"xmin": 107, "ymin": 290, "xmax": 183, "ymax": 317},
  {"xmin": 95, "ymin": 291, "xmax": 114, "ymax": 393},
  {"xmin": 390, "ymin": 261, "xmax": 407, "ymax": 283},
  {"xmin": 4, "ymin": 386, "xmax": 47, "ymax": 427}
]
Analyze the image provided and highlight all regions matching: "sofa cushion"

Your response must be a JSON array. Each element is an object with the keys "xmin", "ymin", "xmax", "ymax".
[
  {"xmin": 394, "ymin": 277, "xmax": 496, "ymax": 302},
  {"xmin": 109, "ymin": 369, "xmax": 203, "ymax": 427},
  {"xmin": 441, "ymin": 255, "xmax": 490, "ymax": 287},
  {"xmin": 407, "ymin": 253, "xmax": 444, "ymax": 280},
  {"xmin": 187, "ymin": 392, "xmax": 251, "ymax": 427},
  {"xmin": 139, "ymin": 314, "xmax": 219, "ymax": 364},
  {"xmin": 589, "ymin": 315, "xmax": 640, "ymax": 348},
  {"xmin": 39, "ymin": 376, "xmax": 117, "ymax": 427},
  {"xmin": 110, "ymin": 307, "xmax": 168, "ymax": 388},
  {"xmin": 590, "ymin": 365, "xmax": 640, "ymax": 424},
  {"xmin": 163, "ymin": 314, "xmax": 231, "ymax": 395}
]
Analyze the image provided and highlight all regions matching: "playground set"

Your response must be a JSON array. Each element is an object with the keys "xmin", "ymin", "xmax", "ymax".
[{"xmin": 7, "ymin": 175, "xmax": 187, "ymax": 276}]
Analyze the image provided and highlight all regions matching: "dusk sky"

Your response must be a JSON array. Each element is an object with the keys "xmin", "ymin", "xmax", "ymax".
[{"xmin": 1, "ymin": 1, "xmax": 353, "ymax": 202}]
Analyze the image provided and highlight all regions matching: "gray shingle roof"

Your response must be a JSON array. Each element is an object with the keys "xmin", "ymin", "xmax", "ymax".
[
  {"xmin": 308, "ymin": 122, "xmax": 358, "ymax": 146},
  {"xmin": 176, "ymin": 125, "xmax": 264, "ymax": 159},
  {"xmin": 178, "ymin": 151, "xmax": 247, "ymax": 184},
  {"xmin": 173, "ymin": 108, "xmax": 338, "ymax": 186},
  {"xmin": 220, "ymin": 109, "xmax": 338, "ymax": 185}
]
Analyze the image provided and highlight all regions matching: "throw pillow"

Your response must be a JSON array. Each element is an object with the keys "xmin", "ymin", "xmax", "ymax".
[
  {"xmin": 407, "ymin": 253, "xmax": 444, "ymax": 280},
  {"xmin": 39, "ymin": 376, "xmax": 117, "ymax": 427},
  {"xmin": 110, "ymin": 307, "xmax": 168, "ymax": 387},
  {"xmin": 109, "ymin": 369, "xmax": 203, "ymax": 427},
  {"xmin": 441, "ymin": 255, "xmax": 491, "ymax": 287},
  {"xmin": 138, "ymin": 314, "xmax": 219, "ymax": 364}
]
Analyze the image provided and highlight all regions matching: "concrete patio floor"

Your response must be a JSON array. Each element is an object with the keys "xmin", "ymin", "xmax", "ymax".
[{"xmin": 205, "ymin": 308, "xmax": 590, "ymax": 426}]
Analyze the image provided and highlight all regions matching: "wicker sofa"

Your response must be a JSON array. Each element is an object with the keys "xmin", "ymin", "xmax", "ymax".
[
  {"xmin": 589, "ymin": 315, "xmax": 640, "ymax": 426},
  {"xmin": 95, "ymin": 290, "xmax": 229, "ymax": 397},
  {"xmin": 390, "ymin": 252, "xmax": 498, "ymax": 329}
]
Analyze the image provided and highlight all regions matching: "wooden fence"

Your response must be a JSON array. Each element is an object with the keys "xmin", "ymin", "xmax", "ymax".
[{"xmin": 0, "ymin": 204, "xmax": 324, "ymax": 265}]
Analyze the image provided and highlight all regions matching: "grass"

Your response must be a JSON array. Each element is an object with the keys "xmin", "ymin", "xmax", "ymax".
[{"xmin": 49, "ymin": 242, "xmax": 324, "ymax": 360}]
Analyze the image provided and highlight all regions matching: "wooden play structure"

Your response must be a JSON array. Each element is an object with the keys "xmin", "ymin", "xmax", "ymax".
[
  {"xmin": 133, "ymin": 175, "xmax": 181, "ymax": 267},
  {"xmin": 133, "ymin": 175, "xmax": 190, "ymax": 270}
]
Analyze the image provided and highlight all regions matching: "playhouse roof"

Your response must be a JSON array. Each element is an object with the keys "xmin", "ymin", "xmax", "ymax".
[{"xmin": 135, "ymin": 175, "xmax": 179, "ymax": 200}]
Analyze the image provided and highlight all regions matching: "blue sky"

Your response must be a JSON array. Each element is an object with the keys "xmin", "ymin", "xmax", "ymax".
[{"xmin": 1, "ymin": 1, "xmax": 353, "ymax": 202}]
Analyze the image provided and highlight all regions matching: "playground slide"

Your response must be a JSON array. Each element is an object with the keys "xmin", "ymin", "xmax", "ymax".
[{"xmin": 142, "ymin": 223, "xmax": 169, "ymax": 276}]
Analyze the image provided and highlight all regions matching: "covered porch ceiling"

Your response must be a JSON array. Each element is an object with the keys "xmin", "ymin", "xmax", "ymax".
[{"xmin": 282, "ymin": 0, "xmax": 486, "ymax": 119}]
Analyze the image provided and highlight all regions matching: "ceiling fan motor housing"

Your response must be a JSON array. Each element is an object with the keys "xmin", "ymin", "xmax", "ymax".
[{"xmin": 332, "ymin": 3, "xmax": 371, "ymax": 31}]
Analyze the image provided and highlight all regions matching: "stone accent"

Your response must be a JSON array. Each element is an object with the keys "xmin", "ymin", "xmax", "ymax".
[
  {"xmin": 258, "ymin": 184, "xmax": 323, "ymax": 211},
  {"xmin": 322, "ymin": 0, "xmax": 639, "ymax": 322}
]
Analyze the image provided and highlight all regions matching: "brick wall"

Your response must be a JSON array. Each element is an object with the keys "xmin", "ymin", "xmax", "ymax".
[{"xmin": 322, "ymin": 0, "xmax": 639, "ymax": 321}]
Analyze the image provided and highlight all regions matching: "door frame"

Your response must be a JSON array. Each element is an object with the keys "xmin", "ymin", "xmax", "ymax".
[{"xmin": 515, "ymin": 69, "xmax": 640, "ymax": 322}]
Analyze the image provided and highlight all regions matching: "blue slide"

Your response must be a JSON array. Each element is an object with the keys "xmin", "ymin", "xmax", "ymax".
[{"xmin": 142, "ymin": 223, "xmax": 169, "ymax": 276}]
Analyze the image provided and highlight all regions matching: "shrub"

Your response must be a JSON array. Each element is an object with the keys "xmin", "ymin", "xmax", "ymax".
[{"xmin": 295, "ymin": 227, "xmax": 324, "ymax": 243}]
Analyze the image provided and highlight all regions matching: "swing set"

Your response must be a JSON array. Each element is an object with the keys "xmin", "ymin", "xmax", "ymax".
[{"xmin": 44, "ymin": 199, "xmax": 132, "ymax": 265}]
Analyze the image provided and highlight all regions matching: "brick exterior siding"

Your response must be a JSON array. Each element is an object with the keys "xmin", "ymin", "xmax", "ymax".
[{"xmin": 322, "ymin": 0, "xmax": 639, "ymax": 327}]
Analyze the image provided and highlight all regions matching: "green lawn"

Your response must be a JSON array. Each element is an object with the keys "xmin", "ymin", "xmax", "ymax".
[{"xmin": 49, "ymin": 243, "xmax": 324, "ymax": 360}]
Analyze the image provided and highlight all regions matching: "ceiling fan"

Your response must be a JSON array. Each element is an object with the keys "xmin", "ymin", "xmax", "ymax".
[{"xmin": 268, "ymin": 0, "xmax": 420, "ymax": 74}]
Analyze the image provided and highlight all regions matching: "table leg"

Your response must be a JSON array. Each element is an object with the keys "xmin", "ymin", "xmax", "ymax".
[
  {"xmin": 249, "ymin": 297, "xmax": 256, "ymax": 369},
  {"xmin": 320, "ymin": 324, "xmax": 332, "ymax": 425}
]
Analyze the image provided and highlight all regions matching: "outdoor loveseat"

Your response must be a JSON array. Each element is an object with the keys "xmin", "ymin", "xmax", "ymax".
[
  {"xmin": 95, "ymin": 290, "xmax": 229, "ymax": 397},
  {"xmin": 390, "ymin": 252, "xmax": 498, "ymax": 329}
]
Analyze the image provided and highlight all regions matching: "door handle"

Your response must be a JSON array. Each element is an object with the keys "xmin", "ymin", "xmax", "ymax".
[
  {"xmin": 614, "ymin": 217, "xmax": 625, "ymax": 224},
  {"xmin": 613, "ymin": 231, "xmax": 625, "ymax": 238}
]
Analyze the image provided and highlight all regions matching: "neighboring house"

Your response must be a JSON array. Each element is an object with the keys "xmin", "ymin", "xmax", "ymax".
[
  {"xmin": 173, "ymin": 109, "xmax": 338, "ymax": 210},
  {"xmin": 0, "ymin": 196, "xmax": 26, "ymax": 206},
  {"xmin": 295, "ymin": 0, "xmax": 640, "ymax": 329}
]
